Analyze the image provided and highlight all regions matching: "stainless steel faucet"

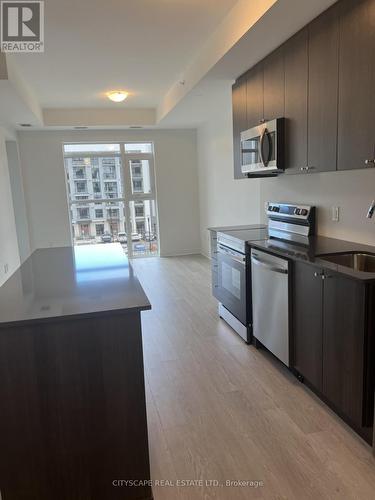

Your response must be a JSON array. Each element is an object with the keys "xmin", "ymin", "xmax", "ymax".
[{"xmin": 367, "ymin": 200, "xmax": 375, "ymax": 219}]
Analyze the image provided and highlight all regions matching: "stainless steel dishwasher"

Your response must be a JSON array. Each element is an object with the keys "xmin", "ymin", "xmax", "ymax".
[{"xmin": 251, "ymin": 248, "xmax": 290, "ymax": 366}]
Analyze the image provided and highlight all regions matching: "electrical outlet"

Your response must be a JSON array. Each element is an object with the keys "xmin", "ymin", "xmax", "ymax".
[{"xmin": 331, "ymin": 206, "xmax": 340, "ymax": 222}]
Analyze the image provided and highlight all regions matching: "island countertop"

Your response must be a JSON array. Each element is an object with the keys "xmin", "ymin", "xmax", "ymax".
[{"xmin": 0, "ymin": 243, "xmax": 151, "ymax": 327}]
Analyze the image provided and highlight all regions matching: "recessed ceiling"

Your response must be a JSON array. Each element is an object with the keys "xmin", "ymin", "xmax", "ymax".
[{"xmin": 9, "ymin": 0, "xmax": 238, "ymax": 108}]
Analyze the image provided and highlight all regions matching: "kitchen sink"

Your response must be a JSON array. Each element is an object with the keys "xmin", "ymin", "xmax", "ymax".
[{"xmin": 318, "ymin": 252, "xmax": 375, "ymax": 272}]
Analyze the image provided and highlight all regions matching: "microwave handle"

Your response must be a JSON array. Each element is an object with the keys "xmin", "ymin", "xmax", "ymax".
[{"xmin": 259, "ymin": 128, "xmax": 267, "ymax": 166}]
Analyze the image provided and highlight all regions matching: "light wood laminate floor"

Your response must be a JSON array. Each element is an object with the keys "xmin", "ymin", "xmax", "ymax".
[{"xmin": 132, "ymin": 255, "xmax": 375, "ymax": 500}]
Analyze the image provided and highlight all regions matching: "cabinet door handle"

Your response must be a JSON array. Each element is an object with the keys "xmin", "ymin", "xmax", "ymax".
[
  {"xmin": 301, "ymin": 166, "xmax": 315, "ymax": 172},
  {"xmin": 365, "ymin": 159, "xmax": 375, "ymax": 166},
  {"xmin": 314, "ymin": 271, "xmax": 323, "ymax": 278}
]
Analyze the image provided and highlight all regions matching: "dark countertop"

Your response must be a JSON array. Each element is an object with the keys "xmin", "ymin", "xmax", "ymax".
[
  {"xmin": 208, "ymin": 224, "xmax": 266, "ymax": 232},
  {"xmin": 0, "ymin": 243, "xmax": 151, "ymax": 327},
  {"xmin": 250, "ymin": 235, "xmax": 375, "ymax": 282}
]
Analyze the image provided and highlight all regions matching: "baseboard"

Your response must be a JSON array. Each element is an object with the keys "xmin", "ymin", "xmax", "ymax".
[{"xmin": 159, "ymin": 249, "xmax": 202, "ymax": 257}]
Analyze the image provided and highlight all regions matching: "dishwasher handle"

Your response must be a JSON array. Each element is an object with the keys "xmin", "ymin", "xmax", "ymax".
[{"xmin": 251, "ymin": 255, "xmax": 288, "ymax": 275}]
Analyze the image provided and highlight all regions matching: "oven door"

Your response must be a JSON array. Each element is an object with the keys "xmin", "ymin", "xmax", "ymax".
[
  {"xmin": 215, "ymin": 244, "xmax": 247, "ymax": 325},
  {"xmin": 240, "ymin": 118, "xmax": 284, "ymax": 175}
]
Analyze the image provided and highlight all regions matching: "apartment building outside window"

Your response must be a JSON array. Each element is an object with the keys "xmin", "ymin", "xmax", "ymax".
[
  {"xmin": 73, "ymin": 166, "xmax": 85, "ymax": 179},
  {"xmin": 63, "ymin": 142, "xmax": 159, "ymax": 257},
  {"xmin": 77, "ymin": 207, "xmax": 90, "ymax": 220},
  {"xmin": 75, "ymin": 181, "xmax": 87, "ymax": 193}
]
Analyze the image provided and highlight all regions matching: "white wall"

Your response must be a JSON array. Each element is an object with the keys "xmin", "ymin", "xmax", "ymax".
[
  {"xmin": 259, "ymin": 169, "xmax": 375, "ymax": 246},
  {"xmin": 0, "ymin": 129, "xmax": 21, "ymax": 285},
  {"xmin": 17, "ymin": 129, "xmax": 201, "ymax": 257},
  {"xmin": 6, "ymin": 141, "xmax": 31, "ymax": 263},
  {"xmin": 196, "ymin": 84, "xmax": 260, "ymax": 257}
]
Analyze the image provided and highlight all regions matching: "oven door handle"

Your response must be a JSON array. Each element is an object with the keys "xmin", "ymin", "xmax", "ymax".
[
  {"xmin": 218, "ymin": 246, "xmax": 246, "ymax": 265},
  {"xmin": 251, "ymin": 256, "xmax": 288, "ymax": 274},
  {"xmin": 226, "ymin": 254, "xmax": 246, "ymax": 265}
]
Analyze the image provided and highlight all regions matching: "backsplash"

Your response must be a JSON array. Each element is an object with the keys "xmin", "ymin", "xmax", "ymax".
[{"xmin": 259, "ymin": 168, "xmax": 375, "ymax": 246}]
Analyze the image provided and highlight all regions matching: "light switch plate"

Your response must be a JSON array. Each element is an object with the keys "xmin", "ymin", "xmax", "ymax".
[{"xmin": 331, "ymin": 206, "xmax": 340, "ymax": 222}]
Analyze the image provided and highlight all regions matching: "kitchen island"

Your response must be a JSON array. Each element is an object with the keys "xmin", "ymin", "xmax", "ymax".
[{"xmin": 0, "ymin": 244, "xmax": 152, "ymax": 500}]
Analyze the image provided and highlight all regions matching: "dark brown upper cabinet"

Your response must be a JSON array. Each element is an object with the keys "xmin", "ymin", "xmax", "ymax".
[
  {"xmin": 263, "ymin": 46, "xmax": 285, "ymax": 122},
  {"xmin": 337, "ymin": 0, "xmax": 375, "ymax": 171},
  {"xmin": 308, "ymin": 5, "xmax": 339, "ymax": 173},
  {"xmin": 232, "ymin": 75, "xmax": 247, "ymax": 179},
  {"xmin": 245, "ymin": 63, "xmax": 264, "ymax": 129},
  {"xmin": 284, "ymin": 28, "xmax": 308, "ymax": 175},
  {"xmin": 232, "ymin": 0, "xmax": 375, "ymax": 179}
]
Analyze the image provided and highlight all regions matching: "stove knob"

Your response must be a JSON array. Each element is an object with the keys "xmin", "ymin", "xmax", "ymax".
[
  {"xmin": 294, "ymin": 208, "xmax": 300, "ymax": 215},
  {"xmin": 300, "ymin": 209, "xmax": 308, "ymax": 216}
]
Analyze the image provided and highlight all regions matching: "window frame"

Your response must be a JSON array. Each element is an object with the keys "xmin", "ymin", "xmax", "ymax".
[{"xmin": 63, "ymin": 141, "xmax": 158, "ymax": 258}]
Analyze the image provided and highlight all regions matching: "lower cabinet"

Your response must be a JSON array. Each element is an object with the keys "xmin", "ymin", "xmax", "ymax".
[
  {"xmin": 293, "ymin": 262, "xmax": 323, "ymax": 392},
  {"xmin": 293, "ymin": 261, "xmax": 374, "ymax": 440}
]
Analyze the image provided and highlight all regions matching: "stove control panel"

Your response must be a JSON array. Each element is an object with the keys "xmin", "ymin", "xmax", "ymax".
[
  {"xmin": 266, "ymin": 202, "xmax": 313, "ymax": 221},
  {"xmin": 266, "ymin": 202, "xmax": 316, "ymax": 238}
]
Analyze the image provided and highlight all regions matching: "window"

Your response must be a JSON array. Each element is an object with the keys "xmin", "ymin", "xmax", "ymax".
[
  {"xmin": 64, "ymin": 142, "xmax": 158, "ymax": 257},
  {"xmin": 77, "ymin": 207, "xmax": 90, "ymax": 220},
  {"xmin": 75, "ymin": 181, "xmax": 87, "ymax": 193},
  {"xmin": 132, "ymin": 179, "xmax": 143, "ymax": 193},
  {"xmin": 132, "ymin": 165, "xmax": 142, "ymax": 176},
  {"xmin": 130, "ymin": 159, "xmax": 151, "ymax": 194},
  {"xmin": 79, "ymin": 223, "xmax": 91, "ymax": 238},
  {"xmin": 64, "ymin": 144, "xmax": 120, "ymax": 154},
  {"xmin": 73, "ymin": 166, "xmax": 85, "ymax": 179},
  {"xmin": 103, "ymin": 164, "xmax": 116, "ymax": 179},
  {"xmin": 95, "ymin": 224, "xmax": 105, "ymax": 236},
  {"xmin": 107, "ymin": 208, "xmax": 120, "ymax": 219},
  {"xmin": 129, "ymin": 199, "xmax": 158, "ymax": 256},
  {"xmin": 104, "ymin": 182, "xmax": 118, "ymax": 198},
  {"xmin": 136, "ymin": 221, "xmax": 145, "ymax": 234},
  {"xmin": 124, "ymin": 143, "xmax": 153, "ymax": 154},
  {"xmin": 135, "ymin": 203, "xmax": 144, "ymax": 217}
]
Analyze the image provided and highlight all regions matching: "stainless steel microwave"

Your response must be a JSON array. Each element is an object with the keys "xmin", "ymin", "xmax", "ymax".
[{"xmin": 240, "ymin": 118, "xmax": 285, "ymax": 176}]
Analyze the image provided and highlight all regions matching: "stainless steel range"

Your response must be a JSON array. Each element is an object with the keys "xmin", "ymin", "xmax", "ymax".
[
  {"xmin": 215, "ymin": 227, "xmax": 267, "ymax": 343},
  {"xmin": 214, "ymin": 203, "xmax": 315, "ymax": 349}
]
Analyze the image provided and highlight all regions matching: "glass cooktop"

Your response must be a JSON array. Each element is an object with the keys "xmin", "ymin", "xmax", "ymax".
[{"xmin": 220, "ymin": 228, "xmax": 269, "ymax": 242}]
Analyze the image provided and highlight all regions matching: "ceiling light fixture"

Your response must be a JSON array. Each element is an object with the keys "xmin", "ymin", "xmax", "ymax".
[{"xmin": 107, "ymin": 91, "xmax": 129, "ymax": 103}]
